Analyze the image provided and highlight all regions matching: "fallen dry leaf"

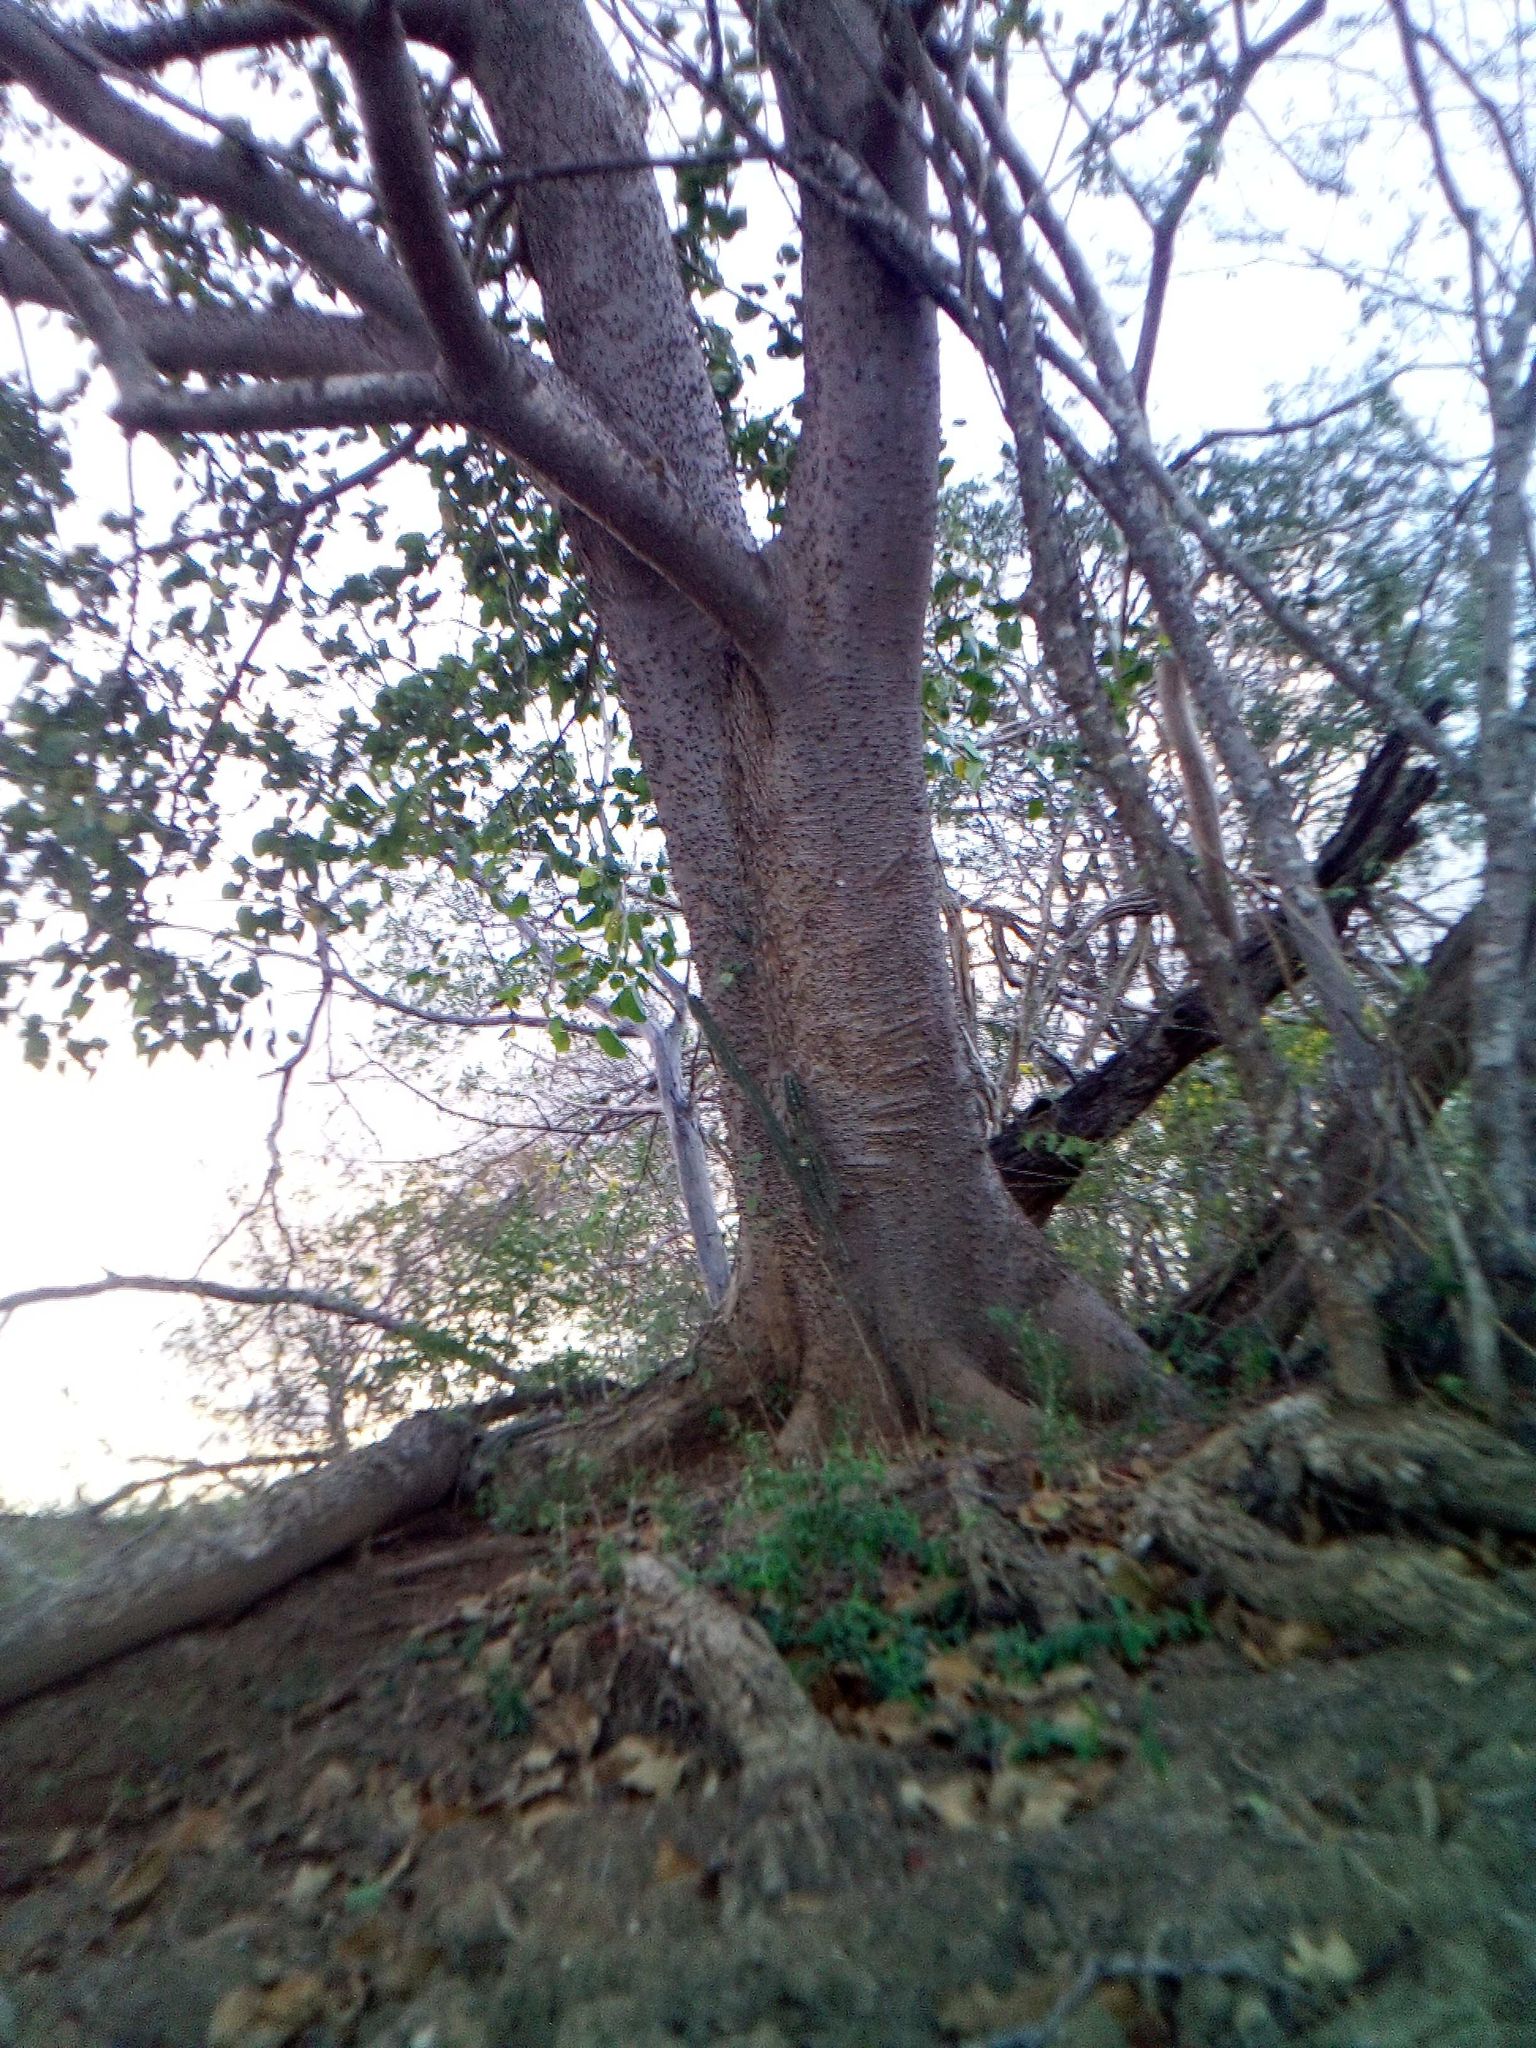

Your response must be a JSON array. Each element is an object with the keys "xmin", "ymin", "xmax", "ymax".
[
  {"xmin": 1018, "ymin": 1491, "xmax": 1071, "ymax": 1528},
  {"xmin": 653, "ymin": 1838, "xmax": 703, "ymax": 1884},
  {"xmin": 509, "ymin": 1765, "xmax": 568, "ymax": 1808},
  {"xmin": 844, "ymin": 1697, "xmax": 928, "ymax": 1745},
  {"xmin": 517, "ymin": 1792, "xmax": 578, "ymax": 1836},
  {"xmin": 163, "ymin": 1806, "xmax": 232, "ymax": 1855},
  {"xmin": 299, "ymin": 1760, "xmax": 355, "ymax": 1813},
  {"xmin": 910, "ymin": 1774, "xmax": 982, "ymax": 1830},
  {"xmin": 107, "ymin": 1844, "xmax": 171, "ymax": 1916},
  {"xmin": 538, "ymin": 1695, "xmax": 602, "ymax": 1759},
  {"xmin": 926, "ymin": 1649, "xmax": 986, "ymax": 1704},
  {"xmin": 1285, "ymin": 1928, "xmax": 1362, "ymax": 1992},
  {"xmin": 286, "ymin": 1861, "xmax": 334, "ymax": 1908},
  {"xmin": 207, "ymin": 1972, "xmax": 327, "ymax": 2048},
  {"xmin": 986, "ymin": 1766, "xmax": 1077, "ymax": 1830},
  {"xmin": 597, "ymin": 1733, "xmax": 687, "ymax": 1799}
]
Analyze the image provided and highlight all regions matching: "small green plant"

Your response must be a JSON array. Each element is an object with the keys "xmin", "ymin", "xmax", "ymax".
[
  {"xmin": 800, "ymin": 1596, "xmax": 933, "ymax": 1701},
  {"xmin": 648, "ymin": 1472, "xmax": 697, "ymax": 1551},
  {"xmin": 595, "ymin": 1533, "xmax": 625, "ymax": 1591},
  {"xmin": 991, "ymin": 1598, "xmax": 1209, "ymax": 1683},
  {"xmin": 1009, "ymin": 1709, "xmax": 1104, "ymax": 1764},
  {"xmin": 486, "ymin": 1669, "xmax": 533, "ymax": 1740},
  {"xmin": 986, "ymin": 1306, "xmax": 1084, "ymax": 1477},
  {"xmin": 1137, "ymin": 1708, "xmax": 1171, "ymax": 1780},
  {"xmin": 709, "ymin": 1433, "xmax": 947, "ymax": 1636},
  {"xmin": 707, "ymin": 1433, "xmax": 956, "ymax": 1693}
]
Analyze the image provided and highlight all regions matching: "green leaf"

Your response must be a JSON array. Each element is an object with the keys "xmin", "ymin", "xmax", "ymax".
[
  {"xmin": 594, "ymin": 1024, "xmax": 628, "ymax": 1060},
  {"xmin": 546, "ymin": 1015, "xmax": 571, "ymax": 1053}
]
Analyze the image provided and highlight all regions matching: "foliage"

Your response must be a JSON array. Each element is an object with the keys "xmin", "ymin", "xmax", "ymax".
[
  {"xmin": 706, "ymin": 1435, "xmax": 956, "ymax": 1696},
  {"xmin": 990, "ymin": 1598, "xmax": 1210, "ymax": 1686},
  {"xmin": 181, "ymin": 1131, "xmax": 706, "ymax": 1460}
]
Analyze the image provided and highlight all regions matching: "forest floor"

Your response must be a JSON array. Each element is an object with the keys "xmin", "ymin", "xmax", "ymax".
[{"xmin": 1, "ymin": 1413, "xmax": 1533, "ymax": 2048}]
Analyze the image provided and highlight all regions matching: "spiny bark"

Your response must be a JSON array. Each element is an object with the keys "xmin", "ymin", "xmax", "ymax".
[{"xmin": 992, "ymin": 728, "xmax": 1437, "ymax": 1222}]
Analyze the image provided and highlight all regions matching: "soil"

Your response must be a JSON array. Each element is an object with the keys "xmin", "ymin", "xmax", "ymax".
[{"xmin": 1, "ymin": 1442, "xmax": 1534, "ymax": 2048}]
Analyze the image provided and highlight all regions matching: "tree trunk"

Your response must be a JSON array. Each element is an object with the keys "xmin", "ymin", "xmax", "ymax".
[{"xmin": 473, "ymin": 0, "xmax": 1166, "ymax": 1444}]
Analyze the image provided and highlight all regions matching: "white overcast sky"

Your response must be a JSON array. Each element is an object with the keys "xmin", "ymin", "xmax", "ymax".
[{"xmin": 0, "ymin": 4, "xmax": 1483, "ymax": 1506}]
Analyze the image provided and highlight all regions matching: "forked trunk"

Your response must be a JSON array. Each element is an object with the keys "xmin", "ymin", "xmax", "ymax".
[{"xmin": 475, "ymin": 0, "xmax": 1163, "ymax": 1444}]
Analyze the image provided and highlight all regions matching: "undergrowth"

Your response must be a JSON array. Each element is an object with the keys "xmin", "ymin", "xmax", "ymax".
[{"xmin": 706, "ymin": 1434, "xmax": 1208, "ymax": 1705}]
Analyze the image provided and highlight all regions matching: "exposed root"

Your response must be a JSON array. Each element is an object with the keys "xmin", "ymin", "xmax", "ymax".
[
  {"xmin": 1134, "ymin": 1393, "xmax": 1536, "ymax": 1648},
  {"xmin": 467, "ymin": 1347, "xmax": 759, "ymax": 1505},
  {"xmin": 945, "ymin": 1461, "xmax": 1087, "ymax": 1632},
  {"xmin": 620, "ymin": 1553, "xmax": 880, "ymax": 1902}
]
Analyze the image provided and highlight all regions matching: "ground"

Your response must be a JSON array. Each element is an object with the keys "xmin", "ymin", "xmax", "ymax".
[{"xmin": 1, "ymin": 1421, "xmax": 1533, "ymax": 2048}]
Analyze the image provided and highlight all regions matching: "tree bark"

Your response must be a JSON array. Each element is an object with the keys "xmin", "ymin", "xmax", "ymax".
[
  {"xmin": 992, "ymin": 728, "xmax": 1438, "ymax": 1221},
  {"xmin": 472, "ymin": 0, "xmax": 1166, "ymax": 1443}
]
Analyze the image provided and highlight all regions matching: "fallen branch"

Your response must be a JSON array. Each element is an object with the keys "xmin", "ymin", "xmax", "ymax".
[
  {"xmin": 0, "ymin": 1410, "xmax": 474, "ymax": 1712},
  {"xmin": 991, "ymin": 725, "xmax": 1438, "ymax": 1221}
]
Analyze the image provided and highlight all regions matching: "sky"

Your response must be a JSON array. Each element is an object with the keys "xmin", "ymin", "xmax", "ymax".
[{"xmin": 0, "ymin": 2, "xmax": 1487, "ymax": 1507}]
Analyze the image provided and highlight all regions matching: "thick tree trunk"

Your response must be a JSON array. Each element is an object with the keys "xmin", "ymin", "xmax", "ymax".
[{"xmin": 472, "ymin": 0, "xmax": 1166, "ymax": 1444}]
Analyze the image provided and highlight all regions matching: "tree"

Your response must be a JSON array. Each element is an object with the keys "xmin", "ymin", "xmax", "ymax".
[
  {"xmin": 0, "ymin": 0, "xmax": 1530, "ymax": 1448},
  {"xmin": 0, "ymin": 0, "xmax": 1165, "ymax": 1451}
]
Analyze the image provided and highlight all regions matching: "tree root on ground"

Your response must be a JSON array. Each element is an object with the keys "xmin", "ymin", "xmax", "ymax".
[
  {"xmin": 945, "ymin": 1461, "xmax": 1089, "ymax": 1632},
  {"xmin": 1133, "ymin": 1392, "xmax": 1536, "ymax": 1647},
  {"xmin": 620, "ymin": 1552, "xmax": 885, "ymax": 1904}
]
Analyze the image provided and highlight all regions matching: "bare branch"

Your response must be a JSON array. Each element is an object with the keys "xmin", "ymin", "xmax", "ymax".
[
  {"xmin": 0, "ymin": 172, "xmax": 155, "ymax": 404},
  {"xmin": 0, "ymin": 1273, "xmax": 491, "ymax": 1363},
  {"xmin": 0, "ymin": 238, "xmax": 430, "ymax": 377},
  {"xmin": 0, "ymin": 0, "xmax": 426, "ymax": 336},
  {"xmin": 87, "ymin": 1452, "xmax": 327, "ymax": 1517},
  {"xmin": 292, "ymin": 0, "xmax": 501, "ymax": 389},
  {"xmin": 60, "ymin": 1, "xmax": 476, "ymax": 72},
  {"xmin": 1133, "ymin": 0, "xmax": 1326, "ymax": 401},
  {"xmin": 113, "ymin": 367, "xmax": 449, "ymax": 436}
]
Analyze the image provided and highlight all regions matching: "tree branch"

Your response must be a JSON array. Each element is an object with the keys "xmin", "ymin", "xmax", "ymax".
[
  {"xmin": 1132, "ymin": 0, "xmax": 1326, "ymax": 401},
  {"xmin": 113, "ymin": 368, "xmax": 449, "ymax": 436},
  {"xmin": 0, "ymin": 236, "xmax": 430, "ymax": 378},
  {"xmin": 291, "ymin": 0, "xmax": 501, "ymax": 389},
  {"xmin": 0, "ymin": 0, "xmax": 426, "ymax": 337},
  {"xmin": 55, "ymin": 1, "xmax": 476, "ymax": 73},
  {"xmin": 0, "ymin": 1272, "xmax": 492, "ymax": 1365},
  {"xmin": 0, "ymin": 173, "xmax": 156, "ymax": 404},
  {"xmin": 992, "ymin": 724, "xmax": 1441, "ymax": 1220}
]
